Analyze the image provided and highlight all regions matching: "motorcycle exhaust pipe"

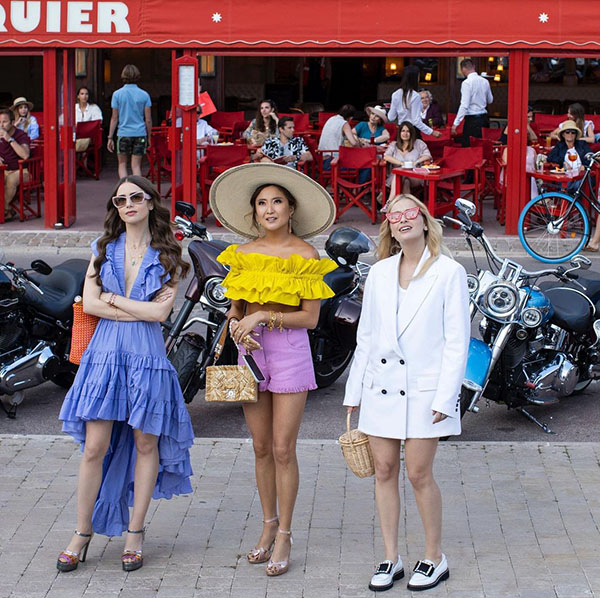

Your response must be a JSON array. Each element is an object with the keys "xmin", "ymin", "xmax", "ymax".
[{"xmin": 0, "ymin": 343, "xmax": 60, "ymax": 394}]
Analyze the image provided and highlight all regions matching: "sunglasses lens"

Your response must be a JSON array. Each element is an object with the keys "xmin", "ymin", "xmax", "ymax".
[
  {"xmin": 130, "ymin": 192, "xmax": 146, "ymax": 204},
  {"xmin": 112, "ymin": 196, "xmax": 126, "ymax": 208},
  {"xmin": 405, "ymin": 207, "xmax": 420, "ymax": 219},
  {"xmin": 385, "ymin": 213, "xmax": 402, "ymax": 223}
]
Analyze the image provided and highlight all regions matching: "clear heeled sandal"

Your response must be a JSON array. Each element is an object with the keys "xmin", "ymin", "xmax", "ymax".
[
  {"xmin": 56, "ymin": 530, "xmax": 94, "ymax": 572},
  {"xmin": 122, "ymin": 527, "xmax": 145, "ymax": 572},
  {"xmin": 265, "ymin": 529, "xmax": 293, "ymax": 577},
  {"xmin": 247, "ymin": 516, "xmax": 279, "ymax": 564}
]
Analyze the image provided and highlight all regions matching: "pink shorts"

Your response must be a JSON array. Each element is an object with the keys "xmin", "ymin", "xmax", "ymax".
[{"xmin": 238, "ymin": 326, "xmax": 317, "ymax": 394}]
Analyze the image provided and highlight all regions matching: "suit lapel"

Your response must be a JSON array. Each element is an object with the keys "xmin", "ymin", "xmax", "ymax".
[{"xmin": 395, "ymin": 248, "xmax": 439, "ymax": 339}]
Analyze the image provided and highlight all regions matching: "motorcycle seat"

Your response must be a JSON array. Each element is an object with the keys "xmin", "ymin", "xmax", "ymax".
[
  {"xmin": 545, "ymin": 287, "xmax": 594, "ymax": 334},
  {"xmin": 25, "ymin": 259, "xmax": 89, "ymax": 321},
  {"xmin": 324, "ymin": 267, "xmax": 355, "ymax": 296},
  {"xmin": 566, "ymin": 270, "xmax": 600, "ymax": 302}
]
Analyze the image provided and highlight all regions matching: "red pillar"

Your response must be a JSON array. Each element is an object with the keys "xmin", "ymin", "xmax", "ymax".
[
  {"xmin": 180, "ymin": 50, "xmax": 198, "ymax": 219},
  {"xmin": 505, "ymin": 49, "xmax": 530, "ymax": 234},
  {"xmin": 43, "ymin": 49, "xmax": 59, "ymax": 228}
]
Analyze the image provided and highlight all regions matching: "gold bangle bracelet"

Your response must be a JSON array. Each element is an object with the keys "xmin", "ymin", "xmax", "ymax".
[
  {"xmin": 267, "ymin": 310, "xmax": 277, "ymax": 332},
  {"xmin": 278, "ymin": 311, "xmax": 284, "ymax": 332}
]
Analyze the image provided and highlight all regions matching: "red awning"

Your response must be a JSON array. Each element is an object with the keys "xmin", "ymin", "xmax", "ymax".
[{"xmin": 0, "ymin": 0, "xmax": 598, "ymax": 51}]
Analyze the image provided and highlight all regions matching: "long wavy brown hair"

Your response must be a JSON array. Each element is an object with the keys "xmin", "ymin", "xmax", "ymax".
[
  {"xmin": 92, "ymin": 176, "xmax": 189, "ymax": 287},
  {"xmin": 255, "ymin": 99, "xmax": 278, "ymax": 134}
]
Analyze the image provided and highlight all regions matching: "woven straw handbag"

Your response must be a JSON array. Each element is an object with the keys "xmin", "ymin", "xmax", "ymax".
[
  {"xmin": 68, "ymin": 299, "xmax": 99, "ymax": 365},
  {"xmin": 339, "ymin": 411, "xmax": 375, "ymax": 478},
  {"xmin": 204, "ymin": 319, "xmax": 258, "ymax": 403}
]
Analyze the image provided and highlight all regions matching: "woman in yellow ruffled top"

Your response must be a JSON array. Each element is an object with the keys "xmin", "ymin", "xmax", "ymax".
[{"xmin": 210, "ymin": 163, "xmax": 336, "ymax": 577}]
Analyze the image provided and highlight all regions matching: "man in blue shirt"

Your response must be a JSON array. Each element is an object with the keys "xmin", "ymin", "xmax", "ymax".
[{"xmin": 107, "ymin": 64, "xmax": 152, "ymax": 178}]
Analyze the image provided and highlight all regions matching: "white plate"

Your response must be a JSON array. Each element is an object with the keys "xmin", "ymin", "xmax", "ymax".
[{"xmin": 549, "ymin": 169, "xmax": 567, "ymax": 174}]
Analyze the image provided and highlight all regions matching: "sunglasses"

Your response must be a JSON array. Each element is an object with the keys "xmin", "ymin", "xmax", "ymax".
[
  {"xmin": 111, "ymin": 191, "xmax": 151, "ymax": 208},
  {"xmin": 384, "ymin": 206, "xmax": 421, "ymax": 224},
  {"xmin": 564, "ymin": 130, "xmax": 577, "ymax": 135}
]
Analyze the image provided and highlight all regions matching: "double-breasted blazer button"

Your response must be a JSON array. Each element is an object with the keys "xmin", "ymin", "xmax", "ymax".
[
  {"xmin": 399, "ymin": 359, "xmax": 405, "ymax": 365},
  {"xmin": 381, "ymin": 358, "xmax": 387, "ymax": 364},
  {"xmin": 381, "ymin": 389, "xmax": 387, "ymax": 394},
  {"xmin": 400, "ymin": 390, "xmax": 406, "ymax": 396}
]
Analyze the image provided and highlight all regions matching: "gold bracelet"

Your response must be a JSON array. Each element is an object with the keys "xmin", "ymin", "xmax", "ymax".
[
  {"xmin": 278, "ymin": 311, "xmax": 284, "ymax": 332},
  {"xmin": 267, "ymin": 310, "xmax": 277, "ymax": 332}
]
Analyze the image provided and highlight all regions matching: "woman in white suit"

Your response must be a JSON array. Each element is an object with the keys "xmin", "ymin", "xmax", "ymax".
[{"xmin": 344, "ymin": 193, "xmax": 470, "ymax": 592}]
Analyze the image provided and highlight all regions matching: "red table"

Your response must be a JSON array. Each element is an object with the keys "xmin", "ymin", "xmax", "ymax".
[
  {"xmin": 391, "ymin": 166, "xmax": 465, "ymax": 216},
  {"xmin": 526, "ymin": 168, "xmax": 584, "ymax": 192}
]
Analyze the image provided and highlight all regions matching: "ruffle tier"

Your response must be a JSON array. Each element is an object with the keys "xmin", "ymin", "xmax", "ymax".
[
  {"xmin": 217, "ymin": 244, "xmax": 337, "ymax": 306},
  {"xmin": 59, "ymin": 349, "xmax": 194, "ymax": 537}
]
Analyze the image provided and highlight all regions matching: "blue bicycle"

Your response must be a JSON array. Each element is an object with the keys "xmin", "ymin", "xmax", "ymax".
[{"xmin": 518, "ymin": 150, "xmax": 600, "ymax": 263}]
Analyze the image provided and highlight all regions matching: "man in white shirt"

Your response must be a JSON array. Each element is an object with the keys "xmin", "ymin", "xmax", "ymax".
[{"xmin": 452, "ymin": 59, "xmax": 493, "ymax": 147}]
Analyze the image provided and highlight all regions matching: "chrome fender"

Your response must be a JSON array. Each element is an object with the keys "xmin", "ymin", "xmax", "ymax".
[{"xmin": 463, "ymin": 337, "xmax": 492, "ymax": 392}]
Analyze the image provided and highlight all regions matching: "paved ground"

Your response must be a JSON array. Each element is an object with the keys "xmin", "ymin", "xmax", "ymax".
[{"xmin": 1, "ymin": 435, "xmax": 599, "ymax": 598}]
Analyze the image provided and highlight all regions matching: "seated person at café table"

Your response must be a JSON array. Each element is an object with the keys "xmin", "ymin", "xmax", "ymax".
[
  {"xmin": 547, "ymin": 120, "xmax": 591, "ymax": 192},
  {"xmin": 0, "ymin": 109, "xmax": 30, "ymax": 222},
  {"xmin": 256, "ymin": 116, "xmax": 312, "ymax": 169},
  {"xmin": 318, "ymin": 104, "xmax": 358, "ymax": 169},
  {"xmin": 243, "ymin": 98, "xmax": 278, "ymax": 146},
  {"xmin": 550, "ymin": 103, "xmax": 595, "ymax": 145},
  {"xmin": 353, "ymin": 106, "xmax": 390, "ymax": 146},
  {"xmin": 11, "ymin": 97, "xmax": 39, "ymax": 141},
  {"xmin": 419, "ymin": 90, "xmax": 444, "ymax": 128},
  {"xmin": 499, "ymin": 106, "xmax": 538, "ymax": 145},
  {"xmin": 383, "ymin": 121, "xmax": 432, "ymax": 193},
  {"xmin": 196, "ymin": 111, "xmax": 219, "ymax": 144}
]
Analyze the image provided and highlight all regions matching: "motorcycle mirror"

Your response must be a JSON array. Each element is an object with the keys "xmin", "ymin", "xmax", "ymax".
[
  {"xmin": 30, "ymin": 259, "xmax": 52, "ymax": 275},
  {"xmin": 570, "ymin": 255, "xmax": 592, "ymax": 270},
  {"xmin": 175, "ymin": 201, "xmax": 196, "ymax": 218},
  {"xmin": 455, "ymin": 198, "xmax": 476, "ymax": 217}
]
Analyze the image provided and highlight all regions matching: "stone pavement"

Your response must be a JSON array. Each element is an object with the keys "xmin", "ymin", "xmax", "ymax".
[{"xmin": 1, "ymin": 435, "xmax": 600, "ymax": 598}]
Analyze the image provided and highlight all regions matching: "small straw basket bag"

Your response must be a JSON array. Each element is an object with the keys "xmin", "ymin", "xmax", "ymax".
[{"xmin": 339, "ymin": 411, "xmax": 375, "ymax": 478}]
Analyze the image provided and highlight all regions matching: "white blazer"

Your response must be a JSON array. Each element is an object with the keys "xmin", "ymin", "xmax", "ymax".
[{"xmin": 343, "ymin": 248, "xmax": 470, "ymax": 439}]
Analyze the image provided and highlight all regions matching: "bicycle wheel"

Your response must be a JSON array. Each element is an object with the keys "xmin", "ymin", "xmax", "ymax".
[{"xmin": 518, "ymin": 193, "xmax": 589, "ymax": 263}]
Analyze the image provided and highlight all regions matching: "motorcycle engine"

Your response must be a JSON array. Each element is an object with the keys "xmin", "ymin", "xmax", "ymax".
[
  {"xmin": 526, "ymin": 354, "xmax": 579, "ymax": 398},
  {"xmin": 0, "ymin": 309, "xmax": 24, "ymax": 354}
]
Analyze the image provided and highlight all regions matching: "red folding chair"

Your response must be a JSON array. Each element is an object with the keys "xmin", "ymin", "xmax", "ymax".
[
  {"xmin": 469, "ymin": 137, "xmax": 496, "ymax": 199},
  {"xmin": 446, "ymin": 113, "xmax": 464, "ymax": 136},
  {"xmin": 383, "ymin": 123, "xmax": 397, "ymax": 141},
  {"xmin": 198, "ymin": 145, "xmax": 250, "ymax": 220},
  {"xmin": 210, "ymin": 111, "xmax": 245, "ymax": 142},
  {"xmin": 422, "ymin": 137, "xmax": 454, "ymax": 160},
  {"xmin": 147, "ymin": 130, "xmax": 172, "ymax": 197},
  {"xmin": 231, "ymin": 120, "xmax": 250, "ymax": 142},
  {"xmin": 481, "ymin": 127, "xmax": 503, "ymax": 142},
  {"xmin": 316, "ymin": 112, "xmax": 337, "ymax": 130},
  {"xmin": 75, "ymin": 120, "xmax": 102, "ymax": 179},
  {"xmin": 331, "ymin": 146, "xmax": 381, "ymax": 224},
  {"xmin": 533, "ymin": 114, "xmax": 564, "ymax": 136},
  {"xmin": 299, "ymin": 135, "xmax": 318, "ymax": 180},
  {"xmin": 279, "ymin": 113, "xmax": 310, "ymax": 135},
  {"xmin": 10, "ymin": 144, "xmax": 43, "ymax": 221},
  {"xmin": 438, "ymin": 146, "xmax": 486, "ymax": 221}
]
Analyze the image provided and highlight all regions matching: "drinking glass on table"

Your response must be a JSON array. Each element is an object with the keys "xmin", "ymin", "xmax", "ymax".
[
  {"xmin": 545, "ymin": 135, "xmax": 552, "ymax": 148},
  {"xmin": 212, "ymin": 134, "xmax": 220, "ymax": 144}
]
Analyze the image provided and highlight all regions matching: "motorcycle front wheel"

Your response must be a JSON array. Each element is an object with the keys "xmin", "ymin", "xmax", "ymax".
[
  {"xmin": 460, "ymin": 387, "xmax": 475, "ymax": 418},
  {"xmin": 518, "ymin": 193, "xmax": 589, "ymax": 263},
  {"xmin": 314, "ymin": 349, "xmax": 354, "ymax": 389}
]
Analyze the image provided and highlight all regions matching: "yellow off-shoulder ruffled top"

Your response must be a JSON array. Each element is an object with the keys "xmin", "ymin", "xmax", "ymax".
[{"xmin": 217, "ymin": 244, "xmax": 337, "ymax": 306}]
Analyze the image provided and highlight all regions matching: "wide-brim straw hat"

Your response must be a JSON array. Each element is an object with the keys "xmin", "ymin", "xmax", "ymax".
[
  {"xmin": 559, "ymin": 120, "xmax": 582, "ymax": 141},
  {"xmin": 11, "ymin": 97, "xmax": 33, "ymax": 112},
  {"xmin": 209, "ymin": 163, "xmax": 336, "ymax": 239},
  {"xmin": 368, "ymin": 105, "xmax": 388, "ymax": 123}
]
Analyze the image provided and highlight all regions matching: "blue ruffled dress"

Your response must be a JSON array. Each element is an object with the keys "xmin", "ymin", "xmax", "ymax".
[{"xmin": 59, "ymin": 233, "xmax": 194, "ymax": 537}]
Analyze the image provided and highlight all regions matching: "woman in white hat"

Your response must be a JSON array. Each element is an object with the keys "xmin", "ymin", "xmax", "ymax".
[
  {"xmin": 210, "ymin": 163, "xmax": 337, "ymax": 577},
  {"xmin": 353, "ymin": 105, "xmax": 390, "ymax": 147},
  {"xmin": 11, "ymin": 97, "xmax": 39, "ymax": 140}
]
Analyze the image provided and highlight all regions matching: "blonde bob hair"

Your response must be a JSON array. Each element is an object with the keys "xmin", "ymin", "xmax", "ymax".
[{"xmin": 377, "ymin": 193, "xmax": 451, "ymax": 277}]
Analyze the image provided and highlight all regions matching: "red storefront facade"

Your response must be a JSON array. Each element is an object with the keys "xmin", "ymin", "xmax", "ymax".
[{"xmin": 1, "ymin": 0, "xmax": 599, "ymax": 233}]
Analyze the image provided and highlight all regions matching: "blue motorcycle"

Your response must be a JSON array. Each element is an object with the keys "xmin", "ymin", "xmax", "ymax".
[{"xmin": 447, "ymin": 199, "xmax": 600, "ymax": 433}]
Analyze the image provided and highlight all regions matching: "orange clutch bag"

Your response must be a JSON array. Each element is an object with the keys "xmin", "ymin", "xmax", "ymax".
[{"xmin": 68, "ymin": 298, "xmax": 99, "ymax": 365}]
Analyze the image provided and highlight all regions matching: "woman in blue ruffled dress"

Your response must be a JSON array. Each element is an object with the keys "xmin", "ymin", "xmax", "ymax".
[{"xmin": 57, "ymin": 175, "xmax": 193, "ymax": 573}]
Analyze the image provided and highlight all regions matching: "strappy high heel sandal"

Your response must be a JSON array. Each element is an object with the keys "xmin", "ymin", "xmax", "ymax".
[
  {"xmin": 265, "ymin": 529, "xmax": 293, "ymax": 577},
  {"xmin": 56, "ymin": 530, "xmax": 93, "ymax": 572},
  {"xmin": 121, "ymin": 527, "xmax": 145, "ymax": 572},
  {"xmin": 247, "ymin": 516, "xmax": 279, "ymax": 564}
]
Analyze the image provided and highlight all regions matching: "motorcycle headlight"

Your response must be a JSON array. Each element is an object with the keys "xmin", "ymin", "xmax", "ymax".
[
  {"xmin": 480, "ymin": 282, "xmax": 519, "ymax": 319},
  {"xmin": 521, "ymin": 307, "xmax": 543, "ymax": 328},
  {"xmin": 466, "ymin": 274, "xmax": 480, "ymax": 296},
  {"xmin": 204, "ymin": 277, "xmax": 230, "ymax": 308}
]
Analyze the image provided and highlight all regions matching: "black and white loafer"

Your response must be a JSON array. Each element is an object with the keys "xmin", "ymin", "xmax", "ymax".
[
  {"xmin": 407, "ymin": 554, "xmax": 449, "ymax": 591},
  {"xmin": 368, "ymin": 557, "xmax": 404, "ymax": 592}
]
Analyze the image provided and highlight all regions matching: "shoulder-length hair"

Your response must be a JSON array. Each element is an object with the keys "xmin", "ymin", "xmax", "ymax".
[
  {"xmin": 92, "ymin": 176, "xmax": 189, "ymax": 287},
  {"xmin": 400, "ymin": 65, "xmax": 420, "ymax": 109},
  {"xmin": 377, "ymin": 193, "xmax": 450, "ymax": 277},
  {"xmin": 255, "ymin": 99, "xmax": 278, "ymax": 134},
  {"xmin": 568, "ymin": 102, "xmax": 586, "ymax": 134},
  {"xmin": 396, "ymin": 120, "xmax": 417, "ymax": 152}
]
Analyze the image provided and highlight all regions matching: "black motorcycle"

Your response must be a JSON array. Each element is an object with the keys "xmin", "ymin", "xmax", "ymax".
[
  {"xmin": 164, "ymin": 201, "xmax": 372, "ymax": 403},
  {"xmin": 0, "ymin": 256, "xmax": 88, "ymax": 417},
  {"xmin": 448, "ymin": 199, "xmax": 600, "ymax": 433}
]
